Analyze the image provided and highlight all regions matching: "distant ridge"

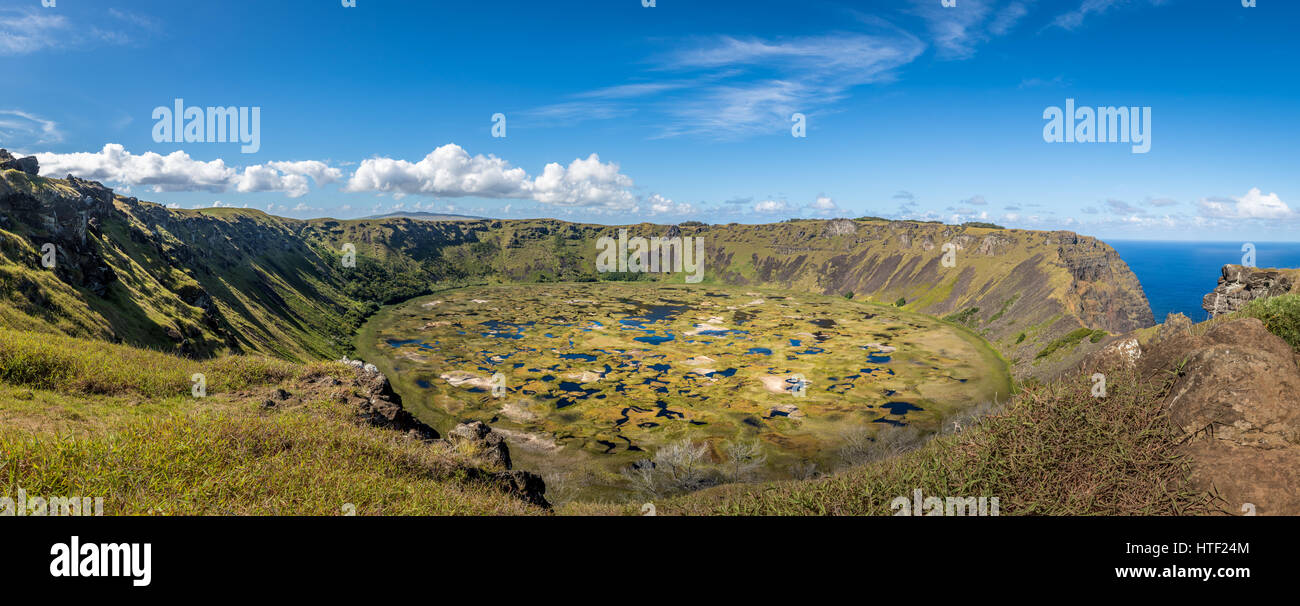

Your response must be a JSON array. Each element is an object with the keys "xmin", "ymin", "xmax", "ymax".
[{"xmin": 361, "ymin": 211, "xmax": 487, "ymax": 221}]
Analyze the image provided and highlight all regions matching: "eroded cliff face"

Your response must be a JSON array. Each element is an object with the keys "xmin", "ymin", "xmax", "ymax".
[
  {"xmin": 1203, "ymin": 264, "xmax": 1299, "ymax": 318},
  {"xmin": 0, "ymin": 161, "xmax": 118, "ymax": 297},
  {"xmin": 1, "ymin": 167, "xmax": 1154, "ymax": 375}
]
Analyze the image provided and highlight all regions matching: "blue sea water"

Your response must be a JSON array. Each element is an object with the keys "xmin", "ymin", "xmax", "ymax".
[{"xmin": 1108, "ymin": 241, "xmax": 1300, "ymax": 323}]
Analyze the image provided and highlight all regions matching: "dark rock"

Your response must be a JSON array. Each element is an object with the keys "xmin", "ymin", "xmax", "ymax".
[
  {"xmin": 490, "ymin": 470, "xmax": 550, "ymax": 509},
  {"xmin": 0, "ymin": 149, "xmax": 39, "ymax": 176},
  {"xmin": 448, "ymin": 420, "xmax": 512, "ymax": 470},
  {"xmin": 1202, "ymin": 264, "xmax": 1297, "ymax": 318},
  {"xmin": 341, "ymin": 357, "xmax": 440, "ymax": 441}
]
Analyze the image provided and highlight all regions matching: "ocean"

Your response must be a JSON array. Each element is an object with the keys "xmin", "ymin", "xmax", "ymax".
[{"xmin": 1108, "ymin": 240, "xmax": 1300, "ymax": 323}]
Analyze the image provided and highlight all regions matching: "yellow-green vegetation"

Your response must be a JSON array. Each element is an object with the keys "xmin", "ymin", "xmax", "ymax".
[
  {"xmin": 1235, "ymin": 294, "xmax": 1300, "ymax": 350},
  {"xmin": 357, "ymin": 283, "xmax": 1011, "ymax": 501},
  {"xmin": 1035, "ymin": 327, "xmax": 1108, "ymax": 360},
  {"xmin": 0, "ymin": 328, "xmax": 546, "ymax": 515},
  {"xmin": 570, "ymin": 366, "xmax": 1210, "ymax": 516}
]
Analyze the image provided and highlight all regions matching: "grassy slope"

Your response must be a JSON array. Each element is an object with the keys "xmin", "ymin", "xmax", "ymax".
[
  {"xmin": 566, "ymin": 366, "xmax": 1209, "ymax": 516},
  {"xmin": 0, "ymin": 328, "xmax": 545, "ymax": 515}
]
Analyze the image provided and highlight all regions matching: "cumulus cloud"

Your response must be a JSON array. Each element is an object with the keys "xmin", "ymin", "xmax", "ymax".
[
  {"xmin": 344, "ymin": 144, "xmax": 634, "ymax": 209},
  {"xmin": 236, "ymin": 165, "xmax": 311, "ymax": 198},
  {"xmin": 809, "ymin": 195, "xmax": 838, "ymax": 211},
  {"xmin": 344, "ymin": 144, "xmax": 530, "ymax": 198},
  {"xmin": 38, "ymin": 144, "xmax": 237, "ymax": 193},
  {"xmin": 35, "ymin": 143, "xmax": 637, "ymax": 206},
  {"xmin": 754, "ymin": 199, "xmax": 792, "ymax": 213},
  {"xmin": 35, "ymin": 144, "xmax": 332, "ymax": 198},
  {"xmin": 644, "ymin": 194, "xmax": 696, "ymax": 215},
  {"xmin": 531, "ymin": 154, "xmax": 635, "ymax": 209},
  {"xmin": 1198, "ymin": 188, "xmax": 1295, "ymax": 220}
]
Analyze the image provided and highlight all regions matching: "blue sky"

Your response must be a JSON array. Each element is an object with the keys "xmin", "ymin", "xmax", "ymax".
[{"xmin": 2, "ymin": 0, "xmax": 1297, "ymax": 240}]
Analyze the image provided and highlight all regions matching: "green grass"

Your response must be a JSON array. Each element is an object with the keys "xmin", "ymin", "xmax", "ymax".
[
  {"xmin": 1235, "ymin": 294, "xmax": 1300, "ymax": 350},
  {"xmin": 1, "ymin": 410, "xmax": 540, "ymax": 515},
  {"xmin": 943, "ymin": 306, "xmax": 980, "ymax": 326},
  {"xmin": 0, "ymin": 328, "xmax": 303, "ymax": 398},
  {"xmin": 594, "ymin": 365, "xmax": 1210, "ymax": 516},
  {"xmin": 0, "ymin": 330, "xmax": 548, "ymax": 515},
  {"xmin": 1035, "ymin": 327, "xmax": 1107, "ymax": 359}
]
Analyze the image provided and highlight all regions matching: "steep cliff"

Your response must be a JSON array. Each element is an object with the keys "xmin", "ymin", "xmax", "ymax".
[{"xmin": 1, "ymin": 163, "xmax": 1153, "ymax": 375}]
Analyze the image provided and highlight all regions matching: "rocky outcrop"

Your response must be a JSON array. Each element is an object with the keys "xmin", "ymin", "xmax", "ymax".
[
  {"xmin": 340, "ymin": 357, "xmax": 440, "ymax": 441},
  {"xmin": 1086, "ymin": 318, "xmax": 1300, "ymax": 515},
  {"xmin": 447, "ymin": 420, "xmax": 512, "ymax": 470},
  {"xmin": 0, "ymin": 165, "xmax": 117, "ymax": 297},
  {"xmin": 1202, "ymin": 264, "xmax": 1298, "ymax": 318},
  {"xmin": 337, "ymin": 359, "xmax": 549, "ymax": 508},
  {"xmin": 0, "ymin": 149, "xmax": 39, "ymax": 176}
]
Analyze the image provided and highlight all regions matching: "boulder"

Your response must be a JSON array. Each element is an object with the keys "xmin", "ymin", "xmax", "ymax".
[
  {"xmin": 448, "ymin": 420, "xmax": 512, "ymax": 470},
  {"xmin": 1136, "ymin": 318, "xmax": 1300, "ymax": 514},
  {"xmin": 0, "ymin": 149, "xmax": 39, "ymax": 176},
  {"xmin": 489, "ymin": 470, "xmax": 549, "ymax": 509}
]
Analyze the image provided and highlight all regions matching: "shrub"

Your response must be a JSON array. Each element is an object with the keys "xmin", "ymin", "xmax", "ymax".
[{"xmin": 1237, "ymin": 294, "xmax": 1300, "ymax": 350}]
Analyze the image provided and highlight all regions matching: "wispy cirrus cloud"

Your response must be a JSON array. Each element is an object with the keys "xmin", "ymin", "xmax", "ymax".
[
  {"xmin": 0, "ymin": 109, "xmax": 62, "ymax": 147},
  {"xmin": 0, "ymin": 7, "xmax": 159, "ymax": 56},
  {"xmin": 1050, "ymin": 0, "xmax": 1170, "ymax": 31},
  {"xmin": 519, "ymin": 2, "xmax": 1060, "ymax": 140},
  {"xmin": 521, "ymin": 29, "xmax": 925, "ymax": 139},
  {"xmin": 0, "ymin": 9, "xmax": 68, "ymax": 55}
]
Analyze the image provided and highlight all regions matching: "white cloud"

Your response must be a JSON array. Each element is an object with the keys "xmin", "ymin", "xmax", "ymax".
[
  {"xmin": 236, "ymin": 165, "xmax": 311, "ymax": 198},
  {"xmin": 531, "ymin": 154, "xmax": 635, "ymax": 209},
  {"xmin": 38, "ymin": 144, "xmax": 237, "ymax": 192},
  {"xmin": 809, "ymin": 195, "xmax": 837, "ymax": 210},
  {"xmin": 35, "ymin": 144, "xmax": 332, "ymax": 198},
  {"xmin": 0, "ymin": 10, "xmax": 68, "ymax": 55},
  {"xmin": 1198, "ymin": 188, "xmax": 1294, "ymax": 220},
  {"xmin": 644, "ymin": 194, "xmax": 696, "ymax": 215},
  {"xmin": 0, "ymin": 7, "xmax": 152, "ymax": 56},
  {"xmin": 345, "ymin": 144, "xmax": 636, "ymax": 209},
  {"xmin": 754, "ymin": 199, "xmax": 792, "ymax": 213},
  {"xmin": 1051, "ymin": 0, "xmax": 1167, "ymax": 31},
  {"xmin": 265, "ymin": 160, "xmax": 343, "ymax": 186},
  {"xmin": 345, "ymin": 144, "xmax": 529, "ymax": 198}
]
